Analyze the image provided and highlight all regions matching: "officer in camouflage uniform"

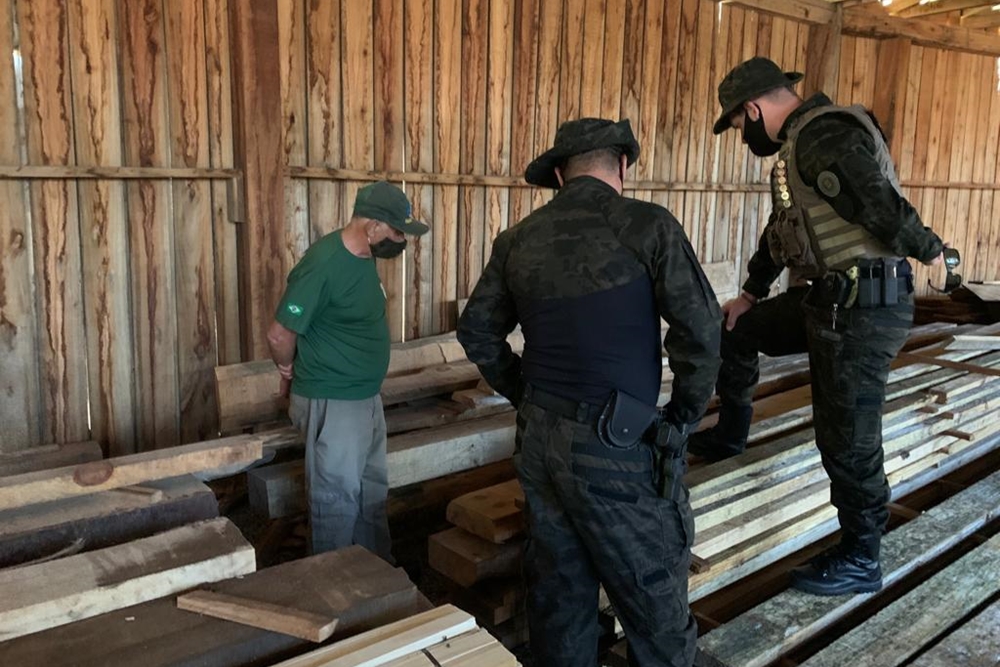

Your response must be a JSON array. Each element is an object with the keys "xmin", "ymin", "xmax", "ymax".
[
  {"xmin": 457, "ymin": 118, "xmax": 721, "ymax": 667},
  {"xmin": 693, "ymin": 57, "xmax": 945, "ymax": 595}
]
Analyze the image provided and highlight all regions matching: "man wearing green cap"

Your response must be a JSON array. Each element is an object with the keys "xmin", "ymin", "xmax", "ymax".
[
  {"xmin": 267, "ymin": 181, "xmax": 429, "ymax": 560},
  {"xmin": 697, "ymin": 57, "xmax": 946, "ymax": 595},
  {"xmin": 458, "ymin": 118, "xmax": 721, "ymax": 666}
]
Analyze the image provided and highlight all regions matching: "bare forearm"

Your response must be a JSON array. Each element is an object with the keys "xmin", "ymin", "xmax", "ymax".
[{"xmin": 266, "ymin": 321, "xmax": 298, "ymax": 379}]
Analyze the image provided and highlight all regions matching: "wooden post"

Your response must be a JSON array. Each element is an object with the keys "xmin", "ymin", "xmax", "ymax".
[
  {"xmin": 229, "ymin": 0, "xmax": 286, "ymax": 360},
  {"xmin": 804, "ymin": 4, "xmax": 842, "ymax": 100},
  {"xmin": 873, "ymin": 37, "xmax": 913, "ymax": 164}
]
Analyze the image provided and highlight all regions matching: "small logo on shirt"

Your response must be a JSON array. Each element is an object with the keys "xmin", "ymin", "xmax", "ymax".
[{"xmin": 287, "ymin": 303, "xmax": 304, "ymax": 316}]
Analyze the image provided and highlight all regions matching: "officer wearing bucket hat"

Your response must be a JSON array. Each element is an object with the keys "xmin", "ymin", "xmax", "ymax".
[
  {"xmin": 458, "ymin": 118, "xmax": 721, "ymax": 667},
  {"xmin": 694, "ymin": 57, "xmax": 946, "ymax": 596},
  {"xmin": 267, "ymin": 181, "xmax": 428, "ymax": 561}
]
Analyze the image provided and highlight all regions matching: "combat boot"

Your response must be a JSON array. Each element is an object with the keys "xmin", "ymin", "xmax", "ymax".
[
  {"xmin": 790, "ymin": 540, "xmax": 882, "ymax": 596},
  {"xmin": 687, "ymin": 404, "xmax": 753, "ymax": 462}
]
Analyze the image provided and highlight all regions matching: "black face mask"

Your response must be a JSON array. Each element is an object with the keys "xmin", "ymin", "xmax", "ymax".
[
  {"xmin": 742, "ymin": 104, "xmax": 782, "ymax": 157},
  {"xmin": 369, "ymin": 238, "xmax": 407, "ymax": 259}
]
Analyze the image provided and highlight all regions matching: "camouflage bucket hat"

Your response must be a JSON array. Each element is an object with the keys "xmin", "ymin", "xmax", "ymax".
[
  {"xmin": 713, "ymin": 57, "xmax": 803, "ymax": 135},
  {"xmin": 524, "ymin": 118, "xmax": 640, "ymax": 189}
]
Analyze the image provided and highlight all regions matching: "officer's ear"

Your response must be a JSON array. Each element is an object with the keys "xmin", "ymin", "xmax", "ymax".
[
  {"xmin": 742, "ymin": 100, "xmax": 761, "ymax": 122},
  {"xmin": 554, "ymin": 167, "xmax": 564, "ymax": 188}
]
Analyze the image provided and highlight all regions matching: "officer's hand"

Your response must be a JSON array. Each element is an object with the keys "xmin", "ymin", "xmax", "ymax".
[
  {"xmin": 923, "ymin": 252, "xmax": 944, "ymax": 267},
  {"xmin": 722, "ymin": 294, "xmax": 755, "ymax": 331}
]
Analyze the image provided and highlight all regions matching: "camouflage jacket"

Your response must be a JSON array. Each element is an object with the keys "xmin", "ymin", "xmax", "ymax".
[
  {"xmin": 457, "ymin": 176, "xmax": 722, "ymax": 426},
  {"xmin": 743, "ymin": 93, "xmax": 944, "ymax": 299}
]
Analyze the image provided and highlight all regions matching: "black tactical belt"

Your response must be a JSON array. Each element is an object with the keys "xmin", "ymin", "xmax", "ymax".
[{"xmin": 522, "ymin": 385, "xmax": 604, "ymax": 424}]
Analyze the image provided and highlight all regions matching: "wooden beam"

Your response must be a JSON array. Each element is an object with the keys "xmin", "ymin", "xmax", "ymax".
[
  {"xmin": 844, "ymin": 6, "xmax": 1000, "ymax": 56},
  {"xmin": 910, "ymin": 598, "xmax": 1000, "ymax": 666},
  {"xmin": 446, "ymin": 479, "xmax": 525, "ymax": 543},
  {"xmin": 896, "ymin": 352, "xmax": 1000, "ymax": 377},
  {"xmin": 428, "ymin": 528, "xmax": 523, "ymax": 587},
  {"xmin": 719, "ymin": 0, "xmax": 835, "ymax": 25},
  {"xmin": 229, "ymin": 0, "xmax": 286, "ymax": 359},
  {"xmin": 961, "ymin": 12, "xmax": 1000, "ymax": 29},
  {"xmin": 872, "ymin": 38, "xmax": 913, "ymax": 163},
  {"xmin": 804, "ymin": 5, "xmax": 844, "ymax": 99},
  {"xmin": 0, "ymin": 165, "xmax": 238, "ymax": 179},
  {"xmin": 897, "ymin": 0, "xmax": 997, "ymax": 19},
  {"xmin": 177, "ymin": 590, "xmax": 339, "ymax": 643},
  {"xmin": 0, "ymin": 475, "xmax": 217, "ymax": 569},
  {"xmin": 946, "ymin": 334, "xmax": 1000, "ymax": 350},
  {"xmin": 0, "ymin": 441, "xmax": 102, "ymax": 477},
  {"xmin": 0, "ymin": 518, "xmax": 255, "ymax": 641},
  {"xmin": 0, "ymin": 432, "xmax": 271, "ymax": 512}
]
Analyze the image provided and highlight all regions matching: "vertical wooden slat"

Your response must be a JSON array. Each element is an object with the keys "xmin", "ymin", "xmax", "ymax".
[
  {"xmin": 434, "ymin": 0, "xmax": 461, "ymax": 330},
  {"xmin": 341, "ymin": 0, "xmax": 374, "ymax": 220},
  {"xmin": 278, "ymin": 0, "xmax": 309, "ymax": 265},
  {"xmin": 306, "ymin": 0, "xmax": 342, "ymax": 240},
  {"xmin": 558, "ymin": 0, "xmax": 584, "ymax": 122},
  {"xmin": 484, "ymin": 0, "xmax": 513, "ymax": 257},
  {"xmin": 18, "ymin": 0, "xmax": 90, "ymax": 446},
  {"xmin": 118, "ymin": 0, "xmax": 179, "ymax": 448},
  {"xmin": 205, "ymin": 0, "xmax": 241, "ymax": 366},
  {"xmin": 230, "ymin": 0, "xmax": 286, "ymax": 360},
  {"xmin": 911, "ymin": 47, "xmax": 936, "ymax": 183},
  {"xmin": 67, "ymin": 0, "xmax": 135, "ymax": 455},
  {"xmin": 635, "ymin": 0, "xmax": 664, "ymax": 198},
  {"xmin": 580, "ymin": 0, "xmax": 606, "ymax": 118},
  {"xmin": 619, "ymin": 0, "xmax": 644, "ymax": 183},
  {"xmin": 599, "ymin": 0, "xmax": 625, "ymax": 121},
  {"xmin": 804, "ymin": 10, "xmax": 842, "ymax": 99},
  {"xmin": 897, "ymin": 44, "xmax": 923, "ymax": 181},
  {"xmin": 404, "ymin": 0, "xmax": 435, "ymax": 338},
  {"xmin": 509, "ymin": 0, "xmax": 540, "ymax": 229},
  {"xmin": 0, "ymin": 0, "xmax": 42, "ymax": 451},
  {"xmin": 670, "ymin": 0, "xmax": 698, "ymax": 221},
  {"xmin": 164, "ymin": 0, "xmax": 218, "ymax": 443},
  {"xmin": 373, "ymin": 0, "xmax": 404, "ymax": 341},
  {"xmin": 652, "ymin": 0, "xmax": 684, "ymax": 213},
  {"xmin": 685, "ymin": 0, "xmax": 715, "ymax": 249},
  {"xmin": 458, "ymin": 0, "xmax": 487, "ymax": 297},
  {"xmin": 873, "ymin": 38, "xmax": 912, "ymax": 164}
]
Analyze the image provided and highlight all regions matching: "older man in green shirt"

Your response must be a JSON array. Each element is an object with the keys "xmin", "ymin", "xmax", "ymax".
[{"xmin": 267, "ymin": 181, "xmax": 428, "ymax": 560}]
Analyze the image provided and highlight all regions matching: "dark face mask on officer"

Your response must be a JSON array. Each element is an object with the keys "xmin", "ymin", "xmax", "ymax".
[
  {"xmin": 740, "ymin": 102, "xmax": 782, "ymax": 157},
  {"xmin": 369, "ymin": 237, "xmax": 407, "ymax": 259}
]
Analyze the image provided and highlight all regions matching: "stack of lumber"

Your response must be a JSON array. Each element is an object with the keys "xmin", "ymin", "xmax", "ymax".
[
  {"xmin": 0, "ymin": 545, "xmax": 430, "ymax": 667},
  {"xmin": 914, "ymin": 284, "xmax": 1000, "ymax": 325},
  {"xmin": 267, "ymin": 604, "xmax": 519, "ymax": 667},
  {"xmin": 696, "ymin": 468, "xmax": 1000, "ymax": 667},
  {"xmin": 426, "ymin": 480, "xmax": 528, "ymax": 647}
]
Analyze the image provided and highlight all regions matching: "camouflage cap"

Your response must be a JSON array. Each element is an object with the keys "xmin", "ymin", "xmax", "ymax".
[
  {"xmin": 524, "ymin": 118, "xmax": 640, "ymax": 189},
  {"xmin": 713, "ymin": 57, "xmax": 803, "ymax": 135}
]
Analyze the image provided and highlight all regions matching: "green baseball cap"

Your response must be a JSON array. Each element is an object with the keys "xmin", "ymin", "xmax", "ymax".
[
  {"xmin": 713, "ymin": 57, "xmax": 803, "ymax": 135},
  {"xmin": 353, "ymin": 181, "xmax": 429, "ymax": 235},
  {"xmin": 525, "ymin": 118, "xmax": 640, "ymax": 189}
]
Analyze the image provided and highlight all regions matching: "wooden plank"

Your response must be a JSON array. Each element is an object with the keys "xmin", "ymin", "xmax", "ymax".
[
  {"xmin": 843, "ymin": 6, "xmax": 1000, "ymax": 57},
  {"xmin": 205, "ymin": 0, "xmax": 241, "ymax": 366},
  {"xmin": 0, "ymin": 545, "xmax": 423, "ymax": 667},
  {"xmin": 428, "ymin": 528, "xmax": 523, "ymax": 587},
  {"xmin": 947, "ymin": 334, "xmax": 1000, "ymax": 350},
  {"xmin": 0, "ymin": 441, "xmax": 102, "ymax": 477},
  {"xmin": 910, "ymin": 598, "xmax": 1000, "ymax": 667},
  {"xmin": 872, "ymin": 38, "xmax": 912, "ymax": 164},
  {"xmin": 403, "ymin": 0, "xmax": 435, "ymax": 338},
  {"xmin": 18, "ymin": 0, "xmax": 89, "ymax": 445},
  {"xmin": 459, "ymin": 0, "xmax": 488, "ymax": 298},
  {"xmin": 248, "ymin": 458, "xmax": 307, "ymax": 517},
  {"xmin": 0, "ymin": 432, "xmax": 267, "ymax": 511},
  {"xmin": 66, "ymin": 0, "xmax": 135, "ymax": 455},
  {"xmin": 305, "ymin": 0, "xmax": 342, "ymax": 241},
  {"xmin": 119, "ymin": 0, "xmax": 180, "ymax": 449},
  {"xmin": 229, "ymin": 0, "xmax": 286, "ymax": 358},
  {"xmin": 177, "ymin": 590, "xmax": 338, "ymax": 643},
  {"xmin": 165, "ymin": 0, "xmax": 219, "ymax": 444},
  {"xmin": 699, "ymin": 467, "xmax": 1000, "ymax": 667},
  {"xmin": 484, "ymin": 0, "xmax": 514, "ymax": 259},
  {"xmin": 0, "ymin": 0, "xmax": 41, "ymax": 452},
  {"xmin": 446, "ymin": 479, "xmax": 525, "ymax": 543},
  {"xmin": 723, "ymin": 0, "xmax": 834, "ymax": 24},
  {"xmin": 0, "ymin": 517, "xmax": 255, "ymax": 641},
  {"xmin": 799, "ymin": 535, "xmax": 1000, "ymax": 667},
  {"xmin": 896, "ymin": 352, "xmax": 1000, "ymax": 377},
  {"xmin": 271, "ymin": 605, "xmax": 477, "ymax": 667},
  {"xmin": 0, "ymin": 475, "xmax": 218, "ymax": 569},
  {"xmin": 508, "ymin": 0, "xmax": 540, "ymax": 231},
  {"xmin": 898, "ymin": 0, "xmax": 998, "ymax": 19}
]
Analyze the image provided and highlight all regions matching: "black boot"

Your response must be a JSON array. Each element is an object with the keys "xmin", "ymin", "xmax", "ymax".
[
  {"xmin": 790, "ymin": 540, "xmax": 882, "ymax": 596},
  {"xmin": 687, "ymin": 404, "xmax": 753, "ymax": 462}
]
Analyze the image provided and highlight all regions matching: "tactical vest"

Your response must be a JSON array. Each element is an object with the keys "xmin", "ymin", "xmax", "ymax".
[{"xmin": 766, "ymin": 104, "xmax": 899, "ymax": 278}]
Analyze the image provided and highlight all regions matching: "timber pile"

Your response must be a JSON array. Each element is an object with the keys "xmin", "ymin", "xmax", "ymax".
[{"xmin": 914, "ymin": 284, "xmax": 1000, "ymax": 325}]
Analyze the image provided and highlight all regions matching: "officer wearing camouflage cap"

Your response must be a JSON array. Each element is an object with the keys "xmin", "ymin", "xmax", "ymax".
[
  {"xmin": 458, "ymin": 118, "xmax": 722, "ymax": 666},
  {"xmin": 693, "ymin": 57, "xmax": 946, "ymax": 596}
]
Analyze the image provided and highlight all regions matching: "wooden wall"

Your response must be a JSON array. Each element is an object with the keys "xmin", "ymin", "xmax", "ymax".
[
  {"xmin": 0, "ymin": 0, "xmax": 239, "ymax": 455},
  {"xmin": 1, "ymin": 0, "xmax": 998, "ymax": 455}
]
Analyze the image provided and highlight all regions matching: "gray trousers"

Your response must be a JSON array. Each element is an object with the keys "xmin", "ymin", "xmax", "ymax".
[{"xmin": 289, "ymin": 393, "xmax": 392, "ymax": 562}]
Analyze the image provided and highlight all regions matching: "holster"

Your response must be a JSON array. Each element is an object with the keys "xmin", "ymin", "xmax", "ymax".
[
  {"xmin": 595, "ymin": 390, "xmax": 658, "ymax": 450},
  {"xmin": 649, "ymin": 417, "xmax": 691, "ymax": 500}
]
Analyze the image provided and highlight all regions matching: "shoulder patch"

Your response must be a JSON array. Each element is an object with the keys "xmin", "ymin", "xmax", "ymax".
[
  {"xmin": 816, "ymin": 170, "xmax": 841, "ymax": 198},
  {"xmin": 286, "ymin": 303, "xmax": 304, "ymax": 316}
]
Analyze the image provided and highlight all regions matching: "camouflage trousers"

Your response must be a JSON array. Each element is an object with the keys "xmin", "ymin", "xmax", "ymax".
[
  {"xmin": 514, "ymin": 399, "xmax": 697, "ymax": 667},
  {"xmin": 717, "ymin": 286, "xmax": 913, "ymax": 557}
]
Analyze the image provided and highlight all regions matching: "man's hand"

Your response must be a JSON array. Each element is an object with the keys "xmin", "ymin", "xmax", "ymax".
[
  {"xmin": 276, "ymin": 362, "xmax": 294, "ymax": 381},
  {"xmin": 722, "ymin": 293, "xmax": 755, "ymax": 331}
]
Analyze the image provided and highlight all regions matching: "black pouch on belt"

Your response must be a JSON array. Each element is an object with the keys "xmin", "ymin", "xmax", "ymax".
[{"xmin": 596, "ymin": 390, "xmax": 659, "ymax": 450}]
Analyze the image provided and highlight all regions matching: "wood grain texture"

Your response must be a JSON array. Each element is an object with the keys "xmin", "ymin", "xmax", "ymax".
[{"xmin": 18, "ymin": 0, "xmax": 89, "ymax": 445}]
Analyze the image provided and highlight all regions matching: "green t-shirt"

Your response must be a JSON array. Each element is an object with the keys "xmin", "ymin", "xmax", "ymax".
[{"xmin": 275, "ymin": 230, "xmax": 390, "ymax": 400}]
